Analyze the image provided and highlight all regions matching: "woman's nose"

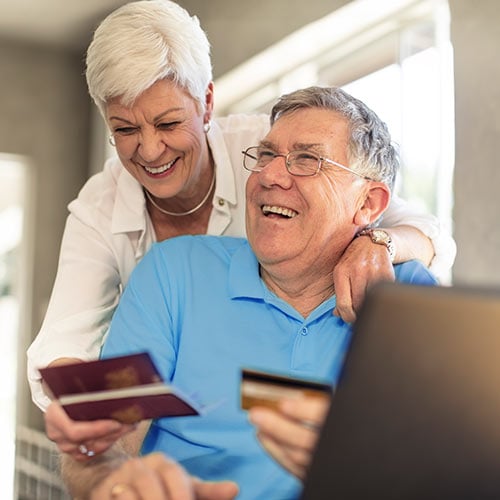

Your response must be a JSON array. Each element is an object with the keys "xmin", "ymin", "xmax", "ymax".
[{"xmin": 137, "ymin": 129, "xmax": 166, "ymax": 161}]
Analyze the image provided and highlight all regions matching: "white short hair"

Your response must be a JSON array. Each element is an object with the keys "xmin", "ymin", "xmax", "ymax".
[{"xmin": 86, "ymin": 0, "xmax": 212, "ymax": 116}]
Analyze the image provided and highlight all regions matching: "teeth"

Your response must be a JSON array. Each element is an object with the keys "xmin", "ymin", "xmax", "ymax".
[
  {"xmin": 143, "ymin": 159, "xmax": 175, "ymax": 174},
  {"xmin": 262, "ymin": 205, "xmax": 298, "ymax": 218}
]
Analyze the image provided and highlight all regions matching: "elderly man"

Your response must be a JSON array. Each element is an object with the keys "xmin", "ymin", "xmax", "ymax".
[{"xmin": 60, "ymin": 86, "xmax": 436, "ymax": 499}]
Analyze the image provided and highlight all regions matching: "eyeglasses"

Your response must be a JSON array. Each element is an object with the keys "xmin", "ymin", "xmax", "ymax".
[{"xmin": 242, "ymin": 146, "xmax": 373, "ymax": 180}]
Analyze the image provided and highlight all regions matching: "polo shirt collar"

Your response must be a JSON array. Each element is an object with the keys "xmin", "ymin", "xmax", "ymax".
[
  {"xmin": 228, "ymin": 241, "xmax": 262, "ymax": 299},
  {"xmin": 228, "ymin": 240, "xmax": 339, "ymax": 322}
]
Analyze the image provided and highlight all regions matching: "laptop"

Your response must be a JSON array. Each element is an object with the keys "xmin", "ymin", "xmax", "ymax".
[{"xmin": 301, "ymin": 282, "xmax": 500, "ymax": 500}]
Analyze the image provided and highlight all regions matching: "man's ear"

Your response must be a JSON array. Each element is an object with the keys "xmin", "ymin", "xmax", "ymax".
[
  {"xmin": 353, "ymin": 182, "xmax": 391, "ymax": 226},
  {"xmin": 203, "ymin": 81, "xmax": 214, "ymax": 124}
]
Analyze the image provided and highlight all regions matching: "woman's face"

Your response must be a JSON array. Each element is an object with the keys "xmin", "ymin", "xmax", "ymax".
[{"xmin": 105, "ymin": 79, "xmax": 213, "ymax": 200}]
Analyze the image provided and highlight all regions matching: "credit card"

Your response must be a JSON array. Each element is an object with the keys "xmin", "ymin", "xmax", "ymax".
[{"xmin": 241, "ymin": 368, "xmax": 332, "ymax": 411}]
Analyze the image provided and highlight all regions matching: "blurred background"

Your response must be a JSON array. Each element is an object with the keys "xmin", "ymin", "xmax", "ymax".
[{"xmin": 0, "ymin": 0, "xmax": 498, "ymax": 497}]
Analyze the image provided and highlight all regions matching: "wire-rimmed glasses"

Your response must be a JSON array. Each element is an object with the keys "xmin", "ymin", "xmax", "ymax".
[{"xmin": 242, "ymin": 146, "xmax": 373, "ymax": 180}]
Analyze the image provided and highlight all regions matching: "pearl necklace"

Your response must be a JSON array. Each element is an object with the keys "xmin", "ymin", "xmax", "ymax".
[{"xmin": 144, "ymin": 171, "xmax": 216, "ymax": 217}]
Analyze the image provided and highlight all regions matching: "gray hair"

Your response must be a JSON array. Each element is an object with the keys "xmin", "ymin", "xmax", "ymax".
[
  {"xmin": 270, "ymin": 86, "xmax": 399, "ymax": 190},
  {"xmin": 86, "ymin": 0, "xmax": 212, "ymax": 116}
]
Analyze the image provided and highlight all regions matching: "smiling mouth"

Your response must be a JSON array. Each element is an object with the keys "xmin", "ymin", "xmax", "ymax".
[
  {"xmin": 262, "ymin": 204, "xmax": 298, "ymax": 219},
  {"xmin": 141, "ymin": 158, "xmax": 177, "ymax": 174}
]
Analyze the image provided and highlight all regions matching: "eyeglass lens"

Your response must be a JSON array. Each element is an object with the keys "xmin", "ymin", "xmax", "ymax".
[{"xmin": 244, "ymin": 148, "xmax": 319, "ymax": 176}]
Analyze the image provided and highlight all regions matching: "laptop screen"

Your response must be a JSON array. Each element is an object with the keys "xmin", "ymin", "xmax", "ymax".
[{"xmin": 301, "ymin": 283, "xmax": 500, "ymax": 500}]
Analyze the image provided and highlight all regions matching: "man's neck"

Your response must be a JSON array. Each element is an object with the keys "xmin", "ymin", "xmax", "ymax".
[{"xmin": 260, "ymin": 266, "xmax": 336, "ymax": 318}]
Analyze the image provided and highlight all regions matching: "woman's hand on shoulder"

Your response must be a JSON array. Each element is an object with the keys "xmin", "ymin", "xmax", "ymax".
[{"xmin": 333, "ymin": 234, "xmax": 395, "ymax": 323}]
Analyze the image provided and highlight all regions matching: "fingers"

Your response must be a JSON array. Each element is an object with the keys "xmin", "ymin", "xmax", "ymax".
[
  {"xmin": 278, "ymin": 396, "xmax": 331, "ymax": 426},
  {"xmin": 108, "ymin": 482, "xmax": 137, "ymax": 499},
  {"xmin": 249, "ymin": 396, "xmax": 331, "ymax": 480},
  {"xmin": 249, "ymin": 405, "xmax": 318, "ymax": 451},
  {"xmin": 45, "ymin": 402, "xmax": 136, "ymax": 459},
  {"xmin": 155, "ymin": 455, "xmax": 195, "ymax": 500},
  {"xmin": 90, "ymin": 454, "xmax": 192, "ymax": 500},
  {"xmin": 192, "ymin": 478, "xmax": 239, "ymax": 500},
  {"xmin": 249, "ymin": 409, "xmax": 316, "ymax": 480},
  {"xmin": 89, "ymin": 453, "xmax": 237, "ymax": 500},
  {"xmin": 332, "ymin": 272, "xmax": 356, "ymax": 323},
  {"xmin": 256, "ymin": 432, "xmax": 309, "ymax": 480},
  {"xmin": 333, "ymin": 237, "xmax": 396, "ymax": 322}
]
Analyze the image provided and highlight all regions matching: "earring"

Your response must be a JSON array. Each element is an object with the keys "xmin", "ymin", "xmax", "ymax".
[
  {"xmin": 108, "ymin": 135, "xmax": 116, "ymax": 147},
  {"xmin": 203, "ymin": 121, "xmax": 211, "ymax": 133}
]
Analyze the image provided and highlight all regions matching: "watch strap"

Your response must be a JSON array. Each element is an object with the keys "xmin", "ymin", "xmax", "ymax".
[{"xmin": 356, "ymin": 228, "xmax": 395, "ymax": 263}]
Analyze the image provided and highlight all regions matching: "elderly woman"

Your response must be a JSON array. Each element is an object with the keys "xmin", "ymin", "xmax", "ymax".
[{"xmin": 29, "ymin": 0, "xmax": 453, "ymax": 456}]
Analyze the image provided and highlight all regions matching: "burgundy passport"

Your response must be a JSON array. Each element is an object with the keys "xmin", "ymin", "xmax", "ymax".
[{"xmin": 39, "ymin": 352, "xmax": 201, "ymax": 423}]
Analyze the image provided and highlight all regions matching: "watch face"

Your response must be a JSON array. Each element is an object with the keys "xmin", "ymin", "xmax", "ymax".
[{"xmin": 371, "ymin": 229, "xmax": 387, "ymax": 243}]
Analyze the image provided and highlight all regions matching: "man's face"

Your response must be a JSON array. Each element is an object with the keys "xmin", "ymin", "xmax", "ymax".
[{"xmin": 245, "ymin": 107, "xmax": 369, "ymax": 273}]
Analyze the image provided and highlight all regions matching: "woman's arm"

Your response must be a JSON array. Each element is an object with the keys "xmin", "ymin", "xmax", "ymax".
[
  {"xmin": 378, "ymin": 193, "xmax": 456, "ymax": 275},
  {"xmin": 332, "ymin": 195, "xmax": 456, "ymax": 323},
  {"xmin": 27, "ymin": 207, "xmax": 126, "ymax": 411}
]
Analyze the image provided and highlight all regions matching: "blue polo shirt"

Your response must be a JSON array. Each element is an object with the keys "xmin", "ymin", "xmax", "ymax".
[{"xmin": 102, "ymin": 235, "xmax": 437, "ymax": 499}]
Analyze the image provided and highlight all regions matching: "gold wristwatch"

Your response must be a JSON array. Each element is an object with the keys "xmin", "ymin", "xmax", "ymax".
[{"xmin": 356, "ymin": 228, "xmax": 395, "ymax": 263}]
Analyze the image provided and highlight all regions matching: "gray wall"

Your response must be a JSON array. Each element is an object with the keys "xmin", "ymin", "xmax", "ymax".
[
  {"xmin": 179, "ymin": 0, "xmax": 347, "ymax": 78},
  {"xmin": 0, "ymin": 39, "xmax": 90, "ymax": 427},
  {"xmin": 0, "ymin": 41, "xmax": 89, "ymax": 318},
  {"xmin": 1, "ymin": 0, "xmax": 499, "ymax": 429},
  {"xmin": 450, "ymin": 0, "xmax": 500, "ymax": 286}
]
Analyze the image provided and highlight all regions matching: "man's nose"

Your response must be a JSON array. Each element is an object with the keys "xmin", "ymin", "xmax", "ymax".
[{"xmin": 258, "ymin": 155, "xmax": 294, "ymax": 188}]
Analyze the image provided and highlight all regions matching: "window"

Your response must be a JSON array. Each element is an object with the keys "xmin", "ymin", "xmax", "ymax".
[
  {"xmin": 0, "ymin": 154, "xmax": 33, "ymax": 498},
  {"xmin": 214, "ymin": 0, "xmax": 454, "ymax": 282}
]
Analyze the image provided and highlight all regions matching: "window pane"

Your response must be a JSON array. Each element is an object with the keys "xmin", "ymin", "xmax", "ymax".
[{"xmin": 0, "ymin": 156, "xmax": 27, "ymax": 498}]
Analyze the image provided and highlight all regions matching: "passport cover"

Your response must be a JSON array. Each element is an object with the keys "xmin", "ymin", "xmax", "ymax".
[{"xmin": 39, "ymin": 352, "xmax": 201, "ymax": 423}]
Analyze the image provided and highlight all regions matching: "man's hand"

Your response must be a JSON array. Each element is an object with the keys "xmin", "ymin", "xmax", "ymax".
[
  {"xmin": 88, "ymin": 453, "xmax": 238, "ymax": 499},
  {"xmin": 333, "ymin": 234, "xmax": 395, "ymax": 323},
  {"xmin": 248, "ymin": 396, "xmax": 331, "ymax": 481},
  {"xmin": 45, "ymin": 402, "xmax": 136, "ymax": 460}
]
